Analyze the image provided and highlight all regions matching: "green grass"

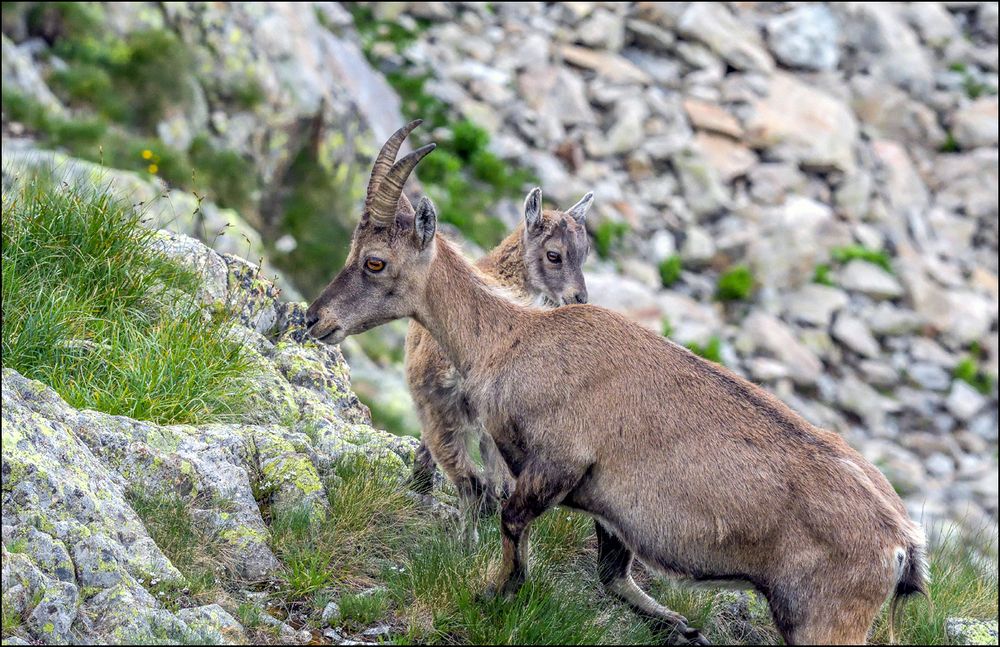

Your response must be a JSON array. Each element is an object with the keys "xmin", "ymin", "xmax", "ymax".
[
  {"xmin": 953, "ymin": 345, "xmax": 995, "ymax": 395},
  {"xmin": 2, "ymin": 177, "xmax": 255, "ymax": 425},
  {"xmin": 870, "ymin": 526, "xmax": 998, "ymax": 645},
  {"xmin": 715, "ymin": 266, "xmax": 755, "ymax": 301},
  {"xmin": 660, "ymin": 317, "xmax": 674, "ymax": 339},
  {"xmin": 125, "ymin": 488, "xmax": 224, "ymax": 610},
  {"xmin": 658, "ymin": 255, "xmax": 683, "ymax": 288},
  {"xmin": 813, "ymin": 263, "xmax": 835, "ymax": 287},
  {"xmin": 594, "ymin": 221, "xmax": 629, "ymax": 259},
  {"xmin": 1, "ymin": 604, "xmax": 23, "ymax": 639},
  {"xmin": 685, "ymin": 337, "xmax": 724, "ymax": 364},
  {"xmin": 831, "ymin": 245, "xmax": 893, "ymax": 273},
  {"xmin": 337, "ymin": 590, "xmax": 391, "ymax": 630}
]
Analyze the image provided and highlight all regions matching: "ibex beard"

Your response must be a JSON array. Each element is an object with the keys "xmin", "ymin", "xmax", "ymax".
[{"xmin": 306, "ymin": 121, "xmax": 928, "ymax": 645}]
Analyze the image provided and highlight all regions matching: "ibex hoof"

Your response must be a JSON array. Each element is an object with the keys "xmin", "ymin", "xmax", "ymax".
[{"xmin": 676, "ymin": 625, "xmax": 709, "ymax": 646}]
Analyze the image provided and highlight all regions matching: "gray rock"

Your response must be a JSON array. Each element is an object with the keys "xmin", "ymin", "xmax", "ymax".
[
  {"xmin": 742, "ymin": 313, "xmax": 823, "ymax": 386},
  {"xmin": 706, "ymin": 590, "xmax": 779, "ymax": 645},
  {"xmin": 784, "ymin": 285, "xmax": 849, "ymax": 327},
  {"xmin": 176, "ymin": 604, "xmax": 248, "ymax": 644},
  {"xmin": 952, "ymin": 97, "xmax": 999, "ymax": 150},
  {"xmin": 837, "ymin": 261, "xmax": 904, "ymax": 299},
  {"xmin": 677, "ymin": 3, "xmax": 774, "ymax": 73},
  {"xmin": 947, "ymin": 382, "xmax": 988, "ymax": 421},
  {"xmin": 832, "ymin": 314, "xmax": 881, "ymax": 358},
  {"xmin": 766, "ymin": 5, "xmax": 840, "ymax": 71},
  {"xmin": 908, "ymin": 363, "xmax": 952, "ymax": 392}
]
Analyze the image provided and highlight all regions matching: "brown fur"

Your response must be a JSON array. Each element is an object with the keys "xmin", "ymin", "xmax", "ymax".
[
  {"xmin": 306, "ymin": 127, "xmax": 927, "ymax": 645},
  {"xmin": 406, "ymin": 189, "xmax": 592, "ymax": 542}
]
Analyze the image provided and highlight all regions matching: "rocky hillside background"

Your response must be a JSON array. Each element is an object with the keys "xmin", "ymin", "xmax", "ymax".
[{"xmin": 2, "ymin": 2, "xmax": 999, "ymax": 644}]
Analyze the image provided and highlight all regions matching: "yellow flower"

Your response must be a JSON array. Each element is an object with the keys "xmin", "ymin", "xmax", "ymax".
[
  {"xmin": 148, "ymin": 164, "xmax": 159, "ymax": 174},
  {"xmin": 141, "ymin": 149, "xmax": 154, "ymax": 160}
]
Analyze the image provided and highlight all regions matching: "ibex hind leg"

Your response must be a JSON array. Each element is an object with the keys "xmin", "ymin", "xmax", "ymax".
[
  {"xmin": 594, "ymin": 521, "xmax": 708, "ymax": 646},
  {"xmin": 408, "ymin": 441, "xmax": 437, "ymax": 495},
  {"xmin": 478, "ymin": 431, "xmax": 513, "ymax": 506},
  {"xmin": 765, "ymin": 576, "xmax": 882, "ymax": 645},
  {"xmin": 420, "ymin": 404, "xmax": 495, "ymax": 545}
]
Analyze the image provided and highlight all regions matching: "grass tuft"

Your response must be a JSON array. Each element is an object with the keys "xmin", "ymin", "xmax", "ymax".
[
  {"xmin": 2, "ymin": 176, "xmax": 255, "ymax": 425},
  {"xmin": 715, "ymin": 266, "xmax": 755, "ymax": 301},
  {"xmin": 686, "ymin": 337, "xmax": 724, "ymax": 365},
  {"xmin": 658, "ymin": 255, "xmax": 683, "ymax": 288},
  {"xmin": 831, "ymin": 245, "xmax": 893, "ymax": 273}
]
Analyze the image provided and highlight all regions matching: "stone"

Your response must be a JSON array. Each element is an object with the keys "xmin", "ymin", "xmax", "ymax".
[
  {"xmin": 625, "ymin": 19, "xmax": 675, "ymax": 52},
  {"xmin": 672, "ymin": 148, "xmax": 729, "ymax": 218},
  {"xmin": 677, "ymin": 3, "xmax": 774, "ymax": 73},
  {"xmin": 832, "ymin": 314, "xmax": 881, "ymax": 358},
  {"xmin": 947, "ymin": 382, "xmax": 988, "ymax": 421},
  {"xmin": 683, "ymin": 98, "xmax": 743, "ymax": 139},
  {"xmin": 745, "ymin": 73, "xmax": 859, "ymax": 173},
  {"xmin": 1, "ymin": 35, "xmax": 66, "ymax": 116},
  {"xmin": 706, "ymin": 591, "xmax": 779, "ymax": 645},
  {"xmin": 692, "ymin": 132, "xmax": 756, "ymax": 183},
  {"xmin": 783, "ymin": 284, "xmax": 849, "ymax": 327},
  {"xmin": 766, "ymin": 5, "xmax": 840, "ymax": 71},
  {"xmin": 946, "ymin": 618, "xmax": 998, "ymax": 646},
  {"xmin": 837, "ymin": 261, "xmax": 904, "ymax": 299},
  {"xmin": 558, "ymin": 44, "xmax": 651, "ymax": 84},
  {"xmin": 576, "ymin": 8, "xmax": 625, "ymax": 52},
  {"xmin": 952, "ymin": 97, "xmax": 1000, "ymax": 150},
  {"xmin": 743, "ymin": 313, "xmax": 823, "ymax": 386}
]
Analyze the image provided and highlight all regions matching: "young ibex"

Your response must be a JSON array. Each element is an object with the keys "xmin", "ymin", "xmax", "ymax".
[
  {"xmin": 306, "ymin": 121, "xmax": 927, "ymax": 645},
  {"xmin": 407, "ymin": 182, "xmax": 594, "ymax": 543}
]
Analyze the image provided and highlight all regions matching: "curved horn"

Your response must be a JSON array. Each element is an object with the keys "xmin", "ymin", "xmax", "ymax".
[
  {"xmin": 368, "ymin": 143, "xmax": 436, "ymax": 226},
  {"xmin": 366, "ymin": 119, "xmax": 423, "ymax": 207}
]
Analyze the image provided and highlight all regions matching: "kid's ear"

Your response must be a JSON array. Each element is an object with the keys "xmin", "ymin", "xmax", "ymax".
[
  {"xmin": 413, "ymin": 196, "xmax": 437, "ymax": 250},
  {"xmin": 566, "ymin": 191, "xmax": 594, "ymax": 225},
  {"xmin": 524, "ymin": 187, "xmax": 543, "ymax": 232}
]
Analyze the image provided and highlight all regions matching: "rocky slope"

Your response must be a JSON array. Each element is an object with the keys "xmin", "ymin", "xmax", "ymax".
[{"xmin": 2, "ymin": 231, "xmax": 422, "ymax": 645}]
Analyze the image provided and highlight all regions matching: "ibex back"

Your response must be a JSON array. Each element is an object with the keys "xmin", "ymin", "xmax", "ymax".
[
  {"xmin": 407, "ymin": 184, "xmax": 594, "ymax": 544},
  {"xmin": 306, "ymin": 122, "xmax": 927, "ymax": 645}
]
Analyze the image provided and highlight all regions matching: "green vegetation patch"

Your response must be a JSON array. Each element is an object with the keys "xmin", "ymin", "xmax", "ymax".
[
  {"xmin": 715, "ymin": 265, "xmax": 755, "ymax": 301},
  {"xmin": 830, "ymin": 245, "xmax": 893, "ymax": 273},
  {"xmin": 658, "ymin": 254, "xmax": 683, "ymax": 288},
  {"xmin": 594, "ymin": 220, "xmax": 630, "ymax": 259},
  {"xmin": 685, "ymin": 337, "xmax": 724, "ymax": 365},
  {"xmin": 2, "ymin": 177, "xmax": 255, "ymax": 425},
  {"xmin": 954, "ymin": 344, "xmax": 996, "ymax": 395}
]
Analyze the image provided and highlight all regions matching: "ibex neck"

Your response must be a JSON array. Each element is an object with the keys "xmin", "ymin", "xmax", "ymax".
[
  {"xmin": 415, "ymin": 236, "xmax": 525, "ymax": 376},
  {"xmin": 477, "ymin": 224, "xmax": 530, "ymax": 295}
]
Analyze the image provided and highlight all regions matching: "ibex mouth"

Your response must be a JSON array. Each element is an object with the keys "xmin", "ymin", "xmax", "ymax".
[{"xmin": 311, "ymin": 325, "xmax": 345, "ymax": 346}]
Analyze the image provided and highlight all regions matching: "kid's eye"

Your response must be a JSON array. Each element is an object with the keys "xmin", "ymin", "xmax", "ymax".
[
  {"xmin": 366, "ymin": 257, "xmax": 386, "ymax": 272},
  {"xmin": 546, "ymin": 251, "xmax": 561, "ymax": 264}
]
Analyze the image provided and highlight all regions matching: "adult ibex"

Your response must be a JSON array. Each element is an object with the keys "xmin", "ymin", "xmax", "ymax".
[
  {"xmin": 407, "ymin": 182, "xmax": 594, "ymax": 544},
  {"xmin": 306, "ymin": 121, "xmax": 927, "ymax": 645}
]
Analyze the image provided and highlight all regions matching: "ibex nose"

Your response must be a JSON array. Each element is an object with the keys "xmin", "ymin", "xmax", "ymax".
[
  {"xmin": 305, "ymin": 311, "xmax": 319, "ymax": 330},
  {"xmin": 573, "ymin": 290, "xmax": 588, "ymax": 304}
]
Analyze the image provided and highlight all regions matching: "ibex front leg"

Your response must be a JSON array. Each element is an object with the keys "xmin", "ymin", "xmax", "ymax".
[{"xmin": 486, "ymin": 458, "xmax": 584, "ymax": 599}]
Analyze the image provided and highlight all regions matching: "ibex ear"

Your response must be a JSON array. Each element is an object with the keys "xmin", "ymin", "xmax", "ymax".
[
  {"xmin": 566, "ymin": 191, "xmax": 594, "ymax": 225},
  {"xmin": 524, "ymin": 187, "xmax": 543, "ymax": 232},
  {"xmin": 413, "ymin": 196, "xmax": 437, "ymax": 250}
]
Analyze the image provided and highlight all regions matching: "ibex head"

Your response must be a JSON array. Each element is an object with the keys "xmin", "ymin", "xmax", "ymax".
[
  {"xmin": 306, "ymin": 120, "xmax": 437, "ymax": 345},
  {"xmin": 521, "ymin": 187, "xmax": 593, "ymax": 306}
]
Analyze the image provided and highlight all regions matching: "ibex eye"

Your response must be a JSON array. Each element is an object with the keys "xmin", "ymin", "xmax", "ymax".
[
  {"xmin": 365, "ymin": 257, "xmax": 385, "ymax": 272},
  {"xmin": 546, "ymin": 251, "xmax": 562, "ymax": 263}
]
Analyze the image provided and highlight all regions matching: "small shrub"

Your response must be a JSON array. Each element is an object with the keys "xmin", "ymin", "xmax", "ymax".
[
  {"xmin": 813, "ymin": 263, "xmax": 835, "ymax": 286},
  {"xmin": 593, "ymin": 220, "xmax": 629, "ymax": 259},
  {"xmin": 831, "ymin": 245, "xmax": 893, "ymax": 273},
  {"xmin": 716, "ymin": 266, "xmax": 754, "ymax": 301},
  {"xmin": 451, "ymin": 120, "xmax": 490, "ymax": 161},
  {"xmin": 686, "ymin": 337, "xmax": 724, "ymax": 364},
  {"xmin": 939, "ymin": 132, "xmax": 961, "ymax": 153},
  {"xmin": 953, "ymin": 348, "xmax": 995, "ymax": 395},
  {"xmin": 658, "ymin": 255, "xmax": 683, "ymax": 287}
]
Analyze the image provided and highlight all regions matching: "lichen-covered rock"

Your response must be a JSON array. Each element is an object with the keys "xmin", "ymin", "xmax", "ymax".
[
  {"xmin": 705, "ymin": 590, "xmax": 780, "ymax": 645},
  {"xmin": 1, "ymin": 231, "xmax": 419, "ymax": 644},
  {"xmin": 947, "ymin": 618, "xmax": 999, "ymax": 645}
]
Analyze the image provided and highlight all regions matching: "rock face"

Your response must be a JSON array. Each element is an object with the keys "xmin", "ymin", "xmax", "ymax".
[{"xmin": 1, "ymin": 232, "xmax": 419, "ymax": 645}]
